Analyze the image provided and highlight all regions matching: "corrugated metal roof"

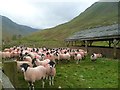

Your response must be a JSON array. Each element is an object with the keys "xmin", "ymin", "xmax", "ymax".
[{"xmin": 65, "ymin": 24, "xmax": 119, "ymax": 41}]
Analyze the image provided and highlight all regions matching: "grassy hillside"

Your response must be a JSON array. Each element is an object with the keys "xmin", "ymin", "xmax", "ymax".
[
  {"xmin": 10, "ymin": 2, "xmax": 118, "ymax": 48},
  {"xmin": 1, "ymin": 15, "xmax": 38, "ymax": 41}
]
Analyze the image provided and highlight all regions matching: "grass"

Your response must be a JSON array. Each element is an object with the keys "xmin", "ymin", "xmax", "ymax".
[{"xmin": 14, "ymin": 57, "xmax": 118, "ymax": 88}]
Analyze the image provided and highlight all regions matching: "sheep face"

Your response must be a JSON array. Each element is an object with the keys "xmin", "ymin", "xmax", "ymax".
[
  {"xmin": 41, "ymin": 54, "xmax": 45, "ymax": 57},
  {"xmin": 91, "ymin": 53, "xmax": 95, "ymax": 57},
  {"xmin": 48, "ymin": 61, "xmax": 56, "ymax": 68},
  {"xmin": 20, "ymin": 63, "xmax": 30, "ymax": 72}
]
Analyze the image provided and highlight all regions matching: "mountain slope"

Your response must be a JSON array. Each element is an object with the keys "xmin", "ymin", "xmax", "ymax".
[
  {"xmin": 1, "ymin": 15, "xmax": 38, "ymax": 40},
  {"xmin": 17, "ymin": 2, "xmax": 118, "ymax": 47}
]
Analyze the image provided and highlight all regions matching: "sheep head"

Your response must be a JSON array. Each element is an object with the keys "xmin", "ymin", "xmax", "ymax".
[{"xmin": 20, "ymin": 63, "xmax": 30, "ymax": 72}]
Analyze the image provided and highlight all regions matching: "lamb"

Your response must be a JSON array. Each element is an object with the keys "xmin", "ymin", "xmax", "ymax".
[{"xmin": 20, "ymin": 63, "xmax": 47, "ymax": 89}]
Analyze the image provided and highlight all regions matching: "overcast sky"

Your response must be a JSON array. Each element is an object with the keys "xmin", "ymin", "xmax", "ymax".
[{"xmin": 0, "ymin": 0, "xmax": 99, "ymax": 29}]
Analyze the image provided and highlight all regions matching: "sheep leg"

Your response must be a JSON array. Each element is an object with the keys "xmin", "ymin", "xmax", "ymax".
[
  {"xmin": 51, "ymin": 76, "xmax": 54, "ymax": 85},
  {"xmin": 45, "ymin": 76, "xmax": 48, "ymax": 80},
  {"xmin": 76, "ymin": 59, "xmax": 79, "ymax": 64},
  {"xmin": 28, "ymin": 82, "xmax": 34, "ymax": 90},
  {"xmin": 42, "ymin": 79, "xmax": 45, "ymax": 88},
  {"xmin": 49, "ymin": 76, "xmax": 52, "ymax": 86},
  {"xmin": 31, "ymin": 83, "xmax": 34, "ymax": 90},
  {"xmin": 28, "ymin": 82, "xmax": 31, "ymax": 90}
]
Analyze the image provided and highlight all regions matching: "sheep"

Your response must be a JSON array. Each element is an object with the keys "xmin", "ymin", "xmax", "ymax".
[
  {"xmin": 45, "ymin": 60, "xmax": 56, "ymax": 86},
  {"xmin": 74, "ymin": 53, "xmax": 82, "ymax": 64},
  {"xmin": 95, "ymin": 53, "xmax": 102, "ymax": 58},
  {"xmin": 23, "ymin": 56, "xmax": 33, "ymax": 63},
  {"xmin": 44, "ymin": 52, "xmax": 55, "ymax": 61},
  {"xmin": 20, "ymin": 63, "xmax": 47, "ymax": 89},
  {"xmin": 4, "ymin": 48, "xmax": 10, "ymax": 52},
  {"xmin": 90, "ymin": 53, "xmax": 103, "ymax": 62},
  {"xmin": 47, "ymin": 61, "xmax": 56, "ymax": 86},
  {"xmin": 53, "ymin": 52, "xmax": 59, "ymax": 63},
  {"xmin": 2, "ymin": 51, "xmax": 11, "ymax": 59},
  {"xmin": 75, "ymin": 49, "xmax": 86, "ymax": 60},
  {"xmin": 15, "ymin": 60, "xmax": 33, "ymax": 72},
  {"xmin": 69, "ymin": 51, "xmax": 75, "ymax": 59},
  {"xmin": 32, "ymin": 58, "xmax": 50, "ymax": 67},
  {"xmin": 10, "ymin": 50, "xmax": 20, "ymax": 58},
  {"xmin": 58, "ymin": 52, "xmax": 71, "ymax": 62},
  {"xmin": 32, "ymin": 58, "xmax": 56, "ymax": 86}
]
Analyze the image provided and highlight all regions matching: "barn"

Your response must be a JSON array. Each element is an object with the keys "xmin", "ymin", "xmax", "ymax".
[{"xmin": 65, "ymin": 24, "xmax": 120, "ymax": 59}]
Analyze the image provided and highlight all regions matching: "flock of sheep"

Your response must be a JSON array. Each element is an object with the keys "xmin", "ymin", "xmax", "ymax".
[{"xmin": 1, "ymin": 46, "xmax": 102, "ymax": 89}]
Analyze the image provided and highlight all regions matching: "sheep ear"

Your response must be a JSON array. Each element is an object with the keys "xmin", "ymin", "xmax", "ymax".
[
  {"xmin": 27, "ymin": 64, "xmax": 30, "ymax": 67},
  {"xmin": 53, "ymin": 64, "xmax": 55, "ymax": 68}
]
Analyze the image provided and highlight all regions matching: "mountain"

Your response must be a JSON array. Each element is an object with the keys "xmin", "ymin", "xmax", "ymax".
[
  {"xmin": 15, "ymin": 2, "xmax": 118, "ymax": 47},
  {"xmin": 0, "ymin": 15, "xmax": 38, "ymax": 40}
]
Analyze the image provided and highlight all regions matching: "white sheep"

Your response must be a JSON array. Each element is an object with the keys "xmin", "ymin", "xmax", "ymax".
[
  {"xmin": 23, "ymin": 56, "xmax": 33, "ymax": 63},
  {"xmin": 45, "ymin": 60, "xmax": 56, "ymax": 86},
  {"xmin": 15, "ymin": 60, "xmax": 33, "ymax": 72},
  {"xmin": 32, "ymin": 58, "xmax": 56, "ymax": 86},
  {"xmin": 90, "ymin": 53, "xmax": 102, "ymax": 62},
  {"xmin": 58, "ymin": 52, "xmax": 71, "ymax": 62},
  {"xmin": 90, "ymin": 53, "xmax": 97, "ymax": 61},
  {"xmin": 2, "ymin": 51, "xmax": 11, "ymax": 59},
  {"xmin": 20, "ymin": 63, "xmax": 47, "ymax": 89},
  {"xmin": 33, "ymin": 58, "xmax": 50, "ymax": 67},
  {"xmin": 74, "ymin": 53, "xmax": 82, "ymax": 64}
]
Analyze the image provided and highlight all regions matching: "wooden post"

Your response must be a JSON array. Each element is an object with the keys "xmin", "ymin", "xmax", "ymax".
[
  {"xmin": 85, "ymin": 40, "xmax": 88, "ymax": 52},
  {"xmin": 66, "ymin": 41, "xmax": 70, "ymax": 47},
  {"xmin": 89, "ymin": 41, "xmax": 93, "ymax": 46},
  {"xmin": 1, "ymin": 70, "xmax": 15, "ymax": 89},
  {"xmin": 75, "ymin": 41, "xmax": 76, "ymax": 46},
  {"xmin": 72, "ymin": 41, "xmax": 73, "ymax": 46},
  {"xmin": 109, "ymin": 40, "xmax": 112, "ymax": 47},
  {"xmin": 3, "ymin": 61, "xmax": 17, "ymax": 88},
  {"xmin": 113, "ymin": 39, "xmax": 117, "ymax": 59}
]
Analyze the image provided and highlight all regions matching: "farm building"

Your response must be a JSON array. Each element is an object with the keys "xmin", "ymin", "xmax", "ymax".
[{"xmin": 65, "ymin": 24, "xmax": 120, "ymax": 59}]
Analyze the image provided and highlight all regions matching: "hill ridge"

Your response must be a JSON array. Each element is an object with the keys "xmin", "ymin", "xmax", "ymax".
[
  {"xmin": 14, "ymin": 2, "xmax": 118, "ymax": 47},
  {"xmin": 1, "ymin": 15, "xmax": 38, "ymax": 40}
]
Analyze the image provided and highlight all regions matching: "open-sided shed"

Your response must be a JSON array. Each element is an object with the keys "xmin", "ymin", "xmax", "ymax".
[{"xmin": 65, "ymin": 24, "xmax": 120, "ymax": 58}]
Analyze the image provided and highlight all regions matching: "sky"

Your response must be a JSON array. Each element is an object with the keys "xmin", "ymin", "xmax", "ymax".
[{"xmin": 0, "ymin": 0, "xmax": 100, "ymax": 29}]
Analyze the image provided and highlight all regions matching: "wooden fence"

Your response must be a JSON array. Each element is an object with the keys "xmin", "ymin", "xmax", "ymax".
[
  {"xmin": 1, "ymin": 69, "xmax": 15, "ymax": 90},
  {"xmin": 2, "ymin": 60, "xmax": 17, "ymax": 90},
  {"xmin": 70, "ymin": 46, "xmax": 120, "ymax": 59}
]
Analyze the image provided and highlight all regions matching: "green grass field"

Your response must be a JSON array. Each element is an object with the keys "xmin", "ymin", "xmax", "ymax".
[{"xmin": 14, "ymin": 57, "xmax": 118, "ymax": 89}]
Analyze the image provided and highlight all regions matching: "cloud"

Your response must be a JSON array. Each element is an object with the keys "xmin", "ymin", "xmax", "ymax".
[{"xmin": 0, "ymin": 0, "xmax": 98, "ymax": 29}]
